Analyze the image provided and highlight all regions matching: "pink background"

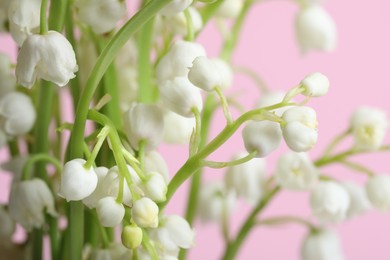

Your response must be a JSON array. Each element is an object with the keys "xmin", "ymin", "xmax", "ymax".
[{"xmin": 1, "ymin": 0, "xmax": 390, "ymax": 259}]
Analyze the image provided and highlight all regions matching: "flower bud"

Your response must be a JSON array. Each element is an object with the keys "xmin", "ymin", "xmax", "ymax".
[
  {"xmin": 156, "ymin": 41, "xmax": 206, "ymax": 83},
  {"xmin": 301, "ymin": 229, "xmax": 344, "ymax": 260},
  {"xmin": 350, "ymin": 107, "xmax": 388, "ymax": 151},
  {"xmin": 188, "ymin": 56, "xmax": 221, "ymax": 92},
  {"xmin": 75, "ymin": 0, "xmax": 126, "ymax": 34},
  {"xmin": 300, "ymin": 72, "xmax": 330, "ymax": 97},
  {"xmin": 121, "ymin": 226, "xmax": 143, "ymax": 250},
  {"xmin": 124, "ymin": 103, "xmax": 164, "ymax": 151},
  {"xmin": 342, "ymin": 182, "xmax": 371, "ymax": 219},
  {"xmin": 16, "ymin": 31, "xmax": 78, "ymax": 88},
  {"xmin": 257, "ymin": 91, "xmax": 292, "ymax": 116},
  {"xmin": 242, "ymin": 121, "xmax": 282, "ymax": 157},
  {"xmin": 82, "ymin": 167, "xmax": 109, "ymax": 209},
  {"xmin": 159, "ymin": 77, "xmax": 203, "ymax": 117},
  {"xmin": 9, "ymin": 178, "xmax": 57, "ymax": 231},
  {"xmin": 295, "ymin": 5, "xmax": 337, "ymax": 53},
  {"xmin": 282, "ymin": 106, "xmax": 318, "ymax": 152},
  {"xmin": 144, "ymin": 151, "xmax": 169, "ymax": 182},
  {"xmin": 163, "ymin": 110, "xmax": 195, "ymax": 144},
  {"xmin": 96, "ymin": 197, "xmax": 125, "ymax": 227},
  {"xmin": 131, "ymin": 197, "xmax": 159, "ymax": 228},
  {"xmin": 141, "ymin": 172, "xmax": 167, "ymax": 202},
  {"xmin": 365, "ymin": 174, "xmax": 390, "ymax": 211},
  {"xmin": 59, "ymin": 159, "xmax": 98, "ymax": 201},
  {"xmin": 275, "ymin": 152, "xmax": 319, "ymax": 191},
  {"xmin": 310, "ymin": 181, "xmax": 350, "ymax": 223},
  {"xmin": 0, "ymin": 205, "xmax": 15, "ymax": 242},
  {"xmin": 0, "ymin": 92, "xmax": 36, "ymax": 136},
  {"xmin": 160, "ymin": 0, "xmax": 193, "ymax": 16},
  {"xmin": 216, "ymin": 0, "xmax": 243, "ymax": 19},
  {"xmin": 212, "ymin": 58, "xmax": 233, "ymax": 90}
]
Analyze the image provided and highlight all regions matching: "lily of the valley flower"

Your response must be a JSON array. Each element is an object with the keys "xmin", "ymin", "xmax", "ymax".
[
  {"xmin": 295, "ymin": 4, "xmax": 337, "ymax": 53},
  {"xmin": 215, "ymin": 0, "xmax": 243, "ymax": 19},
  {"xmin": 122, "ymin": 226, "xmax": 143, "ymax": 250},
  {"xmin": 0, "ymin": 205, "xmax": 15, "ymax": 244},
  {"xmin": 301, "ymin": 229, "xmax": 344, "ymax": 260},
  {"xmin": 365, "ymin": 174, "xmax": 390, "ymax": 211},
  {"xmin": 144, "ymin": 150, "xmax": 170, "ymax": 182},
  {"xmin": 163, "ymin": 110, "xmax": 196, "ymax": 145},
  {"xmin": 141, "ymin": 172, "xmax": 167, "ymax": 202},
  {"xmin": 282, "ymin": 106, "xmax": 318, "ymax": 152},
  {"xmin": 342, "ymin": 182, "xmax": 371, "ymax": 219},
  {"xmin": 131, "ymin": 197, "xmax": 159, "ymax": 228},
  {"xmin": 188, "ymin": 56, "xmax": 223, "ymax": 92},
  {"xmin": 59, "ymin": 159, "xmax": 98, "ymax": 201},
  {"xmin": 96, "ymin": 197, "xmax": 125, "ymax": 227},
  {"xmin": 82, "ymin": 167, "xmax": 109, "ymax": 209},
  {"xmin": 16, "ymin": 31, "xmax": 78, "ymax": 88},
  {"xmin": 158, "ymin": 7, "xmax": 203, "ymax": 36},
  {"xmin": 160, "ymin": 0, "xmax": 193, "ymax": 16},
  {"xmin": 9, "ymin": 178, "xmax": 57, "ymax": 231},
  {"xmin": 300, "ymin": 72, "xmax": 330, "ymax": 97},
  {"xmin": 75, "ymin": 0, "xmax": 126, "ymax": 34}
]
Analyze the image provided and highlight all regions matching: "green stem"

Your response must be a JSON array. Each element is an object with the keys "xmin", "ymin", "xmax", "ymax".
[
  {"xmin": 201, "ymin": 150, "xmax": 257, "ymax": 168},
  {"xmin": 32, "ymin": 228, "xmax": 44, "ymax": 260},
  {"xmin": 142, "ymin": 230, "xmax": 158, "ymax": 260},
  {"xmin": 257, "ymin": 215, "xmax": 317, "ymax": 231},
  {"xmin": 189, "ymin": 107, "xmax": 202, "ymax": 156},
  {"xmin": 7, "ymin": 140, "xmax": 19, "ymax": 156},
  {"xmin": 199, "ymin": 0, "xmax": 225, "ymax": 31},
  {"xmin": 322, "ymin": 128, "xmax": 351, "ymax": 157},
  {"xmin": 222, "ymin": 186, "xmax": 280, "ymax": 260},
  {"xmin": 40, "ymin": 0, "xmax": 49, "ymax": 34},
  {"xmin": 214, "ymin": 86, "xmax": 233, "ymax": 124},
  {"xmin": 184, "ymin": 9, "xmax": 195, "ymax": 41},
  {"xmin": 48, "ymin": 215, "xmax": 59, "ymax": 260},
  {"xmin": 84, "ymin": 126, "xmax": 110, "ymax": 169},
  {"xmin": 22, "ymin": 153, "xmax": 63, "ymax": 180},
  {"xmin": 94, "ymin": 211, "xmax": 110, "ymax": 248},
  {"xmin": 338, "ymin": 160, "xmax": 375, "ymax": 177}
]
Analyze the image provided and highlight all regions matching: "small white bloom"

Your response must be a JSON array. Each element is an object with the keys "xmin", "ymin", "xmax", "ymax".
[
  {"xmin": 9, "ymin": 178, "xmax": 57, "ymax": 231},
  {"xmin": 96, "ymin": 197, "xmax": 125, "ymax": 227},
  {"xmin": 102, "ymin": 165, "xmax": 141, "ymax": 207},
  {"xmin": 59, "ymin": 159, "xmax": 98, "ymax": 201},
  {"xmin": 365, "ymin": 174, "xmax": 390, "ymax": 211},
  {"xmin": 342, "ymin": 182, "xmax": 371, "ymax": 219},
  {"xmin": 300, "ymin": 72, "xmax": 330, "ymax": 97},
  {"xmin": 16, "ymin": 31, "xmax": 78, "ymax": 88},
  {"xmin": 257, "ymin": 91, "xmax": 292, "ymax": 116},
  {"xmin": 301, "ymin": 229, "xmax": 344, "ymax": 260},
  {"xmin": 160, "ymin": 0, "xmax": 193, "ymax": 16},
  {"xmin": 148, "ymin": 215, "xmax": 195, "ymax": 257},
  {"xmin": 122, "ymin": 226, "xmax": 143, "ymax": 250},
  {"xmin": 0, "ymin": 156, "xmax": 28, "ymax": 182},
  {"xmin": 131, "ymin": 197, "xmax": 159, "ymax": 228},
  {"xmin": 124, "ymin": 103, "xmax": 164, "ymax": 151},
  {"xmin": 141, "ymin": 172, "xmax": 167, "ymax": 202},
  {"xmin": 295, "ymin": 4, "xmax": 337, "ymax": 53},
  {"xmin": 117, "ymin": 67, "xmax": 138, "ymax": 111},
  {"xmin": 198, "ymin": 182, "xmax": 235, "ymax": 223},
  {"xmin": 156, "ymin": 41, "xmax": 206, "ymax": 83},
  {"xmin": 159, "ymin": 77, "xmax": 203, "ymax": 117},
  {"xmin": 350, "ymin": 107, "xmax": 388, "ymax": 151},
  {"xmin": 212, "ymin": 58, "xmax": 233, "ymax": 90},
  {"xmin": 188, "ymin": 56, "xmax": 222, "ymax": 92},
  {"xmin": 0, "ymin": 53, "xmax": 16, "ymax": 96},
  {"xmin": 282, "ymin": 106, "xmax": 318, "ymax": 152},
  {"xmin": 242, "ymin": 121, "xmax": 282, "ymax": 157},
  {"xmin": 75, "ymin": 0, "xmax": 126, "ymax": 34},
  {"xmin": 216, "ymin": 0, "xmax": 243, "ymax": 19},
  {"xmin": 225, "ymin": 153, "xmax": 266, "ymax": 204},
  {"xmin": 310, "ymin": 181, "xmax": 350, "ymax": 223},
  {"xmin": 163, "ymin": 110, "xmax": 195, "ymax": 145},
  {"xmin": 0, "ymin": 92, "xmax": 36, "ymax": 136},
  {"xmin": 275, "ymin": 152, "xmax": 319, "ymax": 191},
  {"xmin": 82, "ymin": 167, "xmax": 109, "ymax": 209},
  {"xmin": 7, "ymin": 0, "xmax": 41, "ymax": 46},
  {"xmin": 159, "ymin": 7, "xmax": 203, "ymax": 36},
  {"xmin": 144, "ymin": 151, "xmax": 169, "ymax": 182},
  {"xmin": 0, "ymin": 205, "xmax": 15, "ymax": 243}
]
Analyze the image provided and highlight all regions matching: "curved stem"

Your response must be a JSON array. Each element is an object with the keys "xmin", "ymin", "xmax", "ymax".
[
  {"xmin": 322, "ymin": 128, "xmax": 351, "ymax": 157},
  {"xmin": 22, "ymin": 154, "xmax": 63, "ymax": 181},
  {"xmin": 189, "ymin": 107, "xmax": 202, "ymax": 156},
  {"xmin": 201, "ymin": 150, "xmax": 257, "ymax": 168},
  {"xmin": 257, "ymin": 215, "xmax": 317, "ymax": 231},
  {"xmin": 184, "ymin": 9, "xmax": 195, "ymax": 41},
  {"xmin": 214, "ymin": 86, "xmax": 233, "ymax": 124},
  {"xmin": 40, "ymin": 0, "xmax": 49, "ymax": 34}
]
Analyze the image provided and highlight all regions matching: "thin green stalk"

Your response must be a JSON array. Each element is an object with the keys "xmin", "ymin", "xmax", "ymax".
[
  {"xmin": 322, "ymin": 128, "xmax": 351, "ymax": 157},
  {"xmin": 201, "ymin": 150, "xmax": 257, "ymax": 168},
  {"xmin": 189, "ymin": 107, "xmax": 202, "ymax": 156},
  {"xmin": 199, "ymin": 0, "xmax": 225, "ymax": 31},
  {"xmin": 142, "ymin": 230, "xmax": 158, "ymax": 260},
  {"xmin": 40, "ymin": 0, "xmax": 49, "ymax": 34},
  {"xmin": 257, "ymin": 215, "xmax": 317, "ymax": 231},
  {"xmin": 184, "ymin": 9, "xmax": 195, "ymax": 41},
  {"xmin": 214, "ymin": 86, "xmax": 233, "ymax": 124},
  {"xmin": 222, "ymin": 186, "xmax": 280, "ymax": 260},
  {"xmin": 7, "ymin": 140, "xmax": 19, "ymax": 156},
  {"xmin": 22, "ymin": 153, "xmax": 63, "ymax": 180}
]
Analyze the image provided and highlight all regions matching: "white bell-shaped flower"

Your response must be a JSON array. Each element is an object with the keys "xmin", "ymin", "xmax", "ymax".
[
  {"xmin": 117, "ymin": 67, "xmax": 138, "ymax": 111},
  {"xmin": 365, "ymin": 174, "xmax": 390, "ymax": 211},
  {"xmin": 160, "ymin": 7, "xmax": 203, "ymax": 36},
  {"xmin": 301, "ymin": 229, "xmax": 344, "ymax": 260},
  {"xmin": 159, "ymin": 76, "xmax": 203, "ymax": 117},
  {"xmin": 0, "ymin": 92, "xmax": 36, "ymax": 137},
  {"xmin": 295, "ymin": 4, "xmax": 337, "ymax": 53},
  {"xmin": 160, "ymin": 0, "xmax": 193, "ymax": 16},
  {"xmin": 102, "ymin": 165, "xmax": 141, "ymax": 207},
  {"xmin": 122, "ymin": 226, "xmax": 143, "ymax": 250},
  {"xmin": 198, "ymin": 182, "xmax": 236, "ymax": 223},
  {"xmin": 124, "ymin": 103, "xmax": 164, "ymax": 151},
  {"xmin": 59, "ymin": 159, "xmax": 98, "ymax": 201},
  {"xmin": 0, "ymin": 156, "xmax": 27, "ymax": 182},
  {"xmin": 141, "ymin": 172, "xmax": 167, "ymax": 202},
  {"xmin": 310, "ymin": 181, "xmax": 350, "ymax": 223},
  {"xmin": 242, "ymin": 121, "xmax": 282, "ymax": 157},
  {"xmin": 275, "ymin": 152, "xmax": 319, "ymax": 191},
  {"xmin": 0, "ymin": 205, "xmax": 15, "ymax": 243},
  {"xmin": 16, "ymin": 31, "xmax": 78, "ymax": 88},
  {"xmin": 212, "ymin": 58, "xmax": 233, "ymax": 90},
  {"xmin": 131, "ymin": 197, "xmax": 159, "ymax": 228},
  {"xmin": 148, "ymin": 215, "xmax": 195, "ymax": 257},
  {"xmin": 225, "ymin": 153, "xmax": 266, "ymax": 204},
  {"xmin": 7, "ymin": 0, "xmax": 41, "ymax": 46},
  {"xmin": 82, "ymin": 167, "xmax": 109, "ymax": 209},
  {"xmin": 342, "ymin": 182, "xmax": 371, "ymax": 219},
  {"xmin": 144, "ymin": 151, "xmax": 169, "ymax": 182},
  {"xmin": 188, "ymin": 56, "xmax": 222, "ymax": 92},
  {"xmin": 216, "ymin": 0, "xmax": 243, "ymax": 19},
  {"xmin": 350, "ymin": 107, "xmax": 388, "ymax": 151},
  {"xmin": 91, "ymin": 243, "xmax": 132, "ymax": 260},
  {"xmin": 300, "ymin": 72, "xmax": 330, "ymax": 97},
  {"xmin": 0, "ymin": 53, "xmax": 16, "ymax": 96},
  {"xmin": 163, "ymin": 110, "xmax": 195, "ymax": 145},
  {"xmin": 96, "ymin": 197, "xmax": 125, "ymax": 227},
  {"xmin": 9, "ymin": 178, "xmax": 57, "ymax": 231},
  {"xmin": 156, "ymin": 41, "xmax": 206, "ymax": 83},
  {"xmin": 75, "ymin": 0, "xmax": 126, "ymax": 34},
  {"xmin": 282, "ymin": 106, "xmax": 318, "ymax": 152},
  {"xmin": 257, "ymin": 91, "xmax": 292, "ymax": 116}
]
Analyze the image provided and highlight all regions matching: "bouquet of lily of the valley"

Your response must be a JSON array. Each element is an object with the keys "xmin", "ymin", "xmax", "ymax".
[{"xmin": 0, "ymin": 0, "xmax": 389, "ymax": 259}]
